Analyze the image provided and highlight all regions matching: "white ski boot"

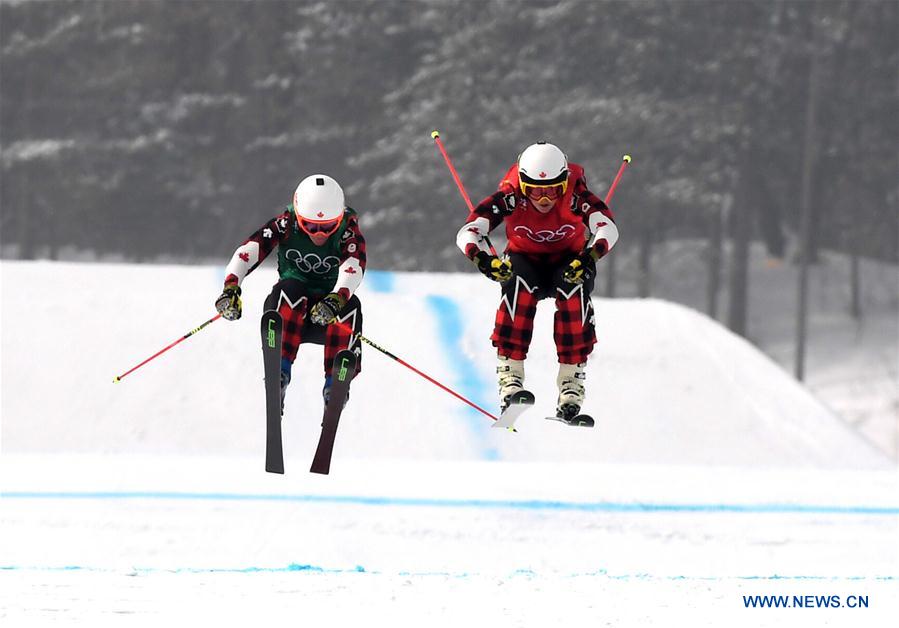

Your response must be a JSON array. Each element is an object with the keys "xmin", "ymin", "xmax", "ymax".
[
  {"xmin": 497, "ymin": 355, "xmax": 525, "ymax": 412},
  {"xmin": 556, "ymin": 362, "xmax": 586, "ymax": 422}
]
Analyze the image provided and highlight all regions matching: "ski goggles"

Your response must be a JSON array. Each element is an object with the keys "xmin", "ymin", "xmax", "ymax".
[
  {"xmin": 522, "ymin": 182, "xmax": 567, "ymax": 200},
  {"xmin": 520, "ymin": 170, "xmax": 569, "ymax": 200},
  {"xmin": 299, "ymin": 217, "xmax": 341, "ymax": 237}
]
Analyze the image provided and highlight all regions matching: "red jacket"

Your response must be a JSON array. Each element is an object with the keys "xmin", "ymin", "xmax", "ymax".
[{"xmin": 458, "ymin": 162, "xmax": 615, "ymax": 261}]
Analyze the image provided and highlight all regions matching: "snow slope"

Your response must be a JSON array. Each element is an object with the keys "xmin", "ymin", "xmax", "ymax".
[
  {"xmin": 0, "ymin": 260, "xmax": 889, "ymax": 469},
  {"xmin": 620, "ymin": 240, "xmax": 899, "ymax": 457},
  {"xmin": 1, "ymin": 260, "xmax": 897, "ymax": 627}
]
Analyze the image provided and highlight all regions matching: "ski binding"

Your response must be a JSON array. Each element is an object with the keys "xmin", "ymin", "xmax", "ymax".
[
  {"xmin": 493, "ymin": 389, "xmax": 535, "ymax": 429},
  {"xmin": 545, "ymin": 412, "xmax": 595, "ymax": 428}
]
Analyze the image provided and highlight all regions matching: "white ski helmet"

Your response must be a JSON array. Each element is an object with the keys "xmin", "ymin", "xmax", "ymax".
[
  {"xmin": 293, "ymin": 174, "xmax": 345, "ymax": 235},
  {"xmin": 518, "ymin": 141, "xmax": 569, "ymax": 195}
]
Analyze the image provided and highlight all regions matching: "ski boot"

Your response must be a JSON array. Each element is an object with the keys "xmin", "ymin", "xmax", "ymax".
[
  {"xmin": 279, "ymin": 371, "xmax": 291, "ymax": 416},
  {"xmin": 552, "ymin": 362, "xmax": 594, "ymax": 427},
  {"xmin": 322, "ymin": 374, "xmax": 351, "ymax": 410},
  {"xmin": 497, "ymin": 355, "xmax": 526, "ymax": 413}
]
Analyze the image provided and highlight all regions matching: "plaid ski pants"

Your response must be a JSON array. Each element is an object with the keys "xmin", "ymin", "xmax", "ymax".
[
  {"xmin": 491, "ymin": 253, "xmax": 596, "ymax": 364},
  {"xmin": 263, "ymin": 279, "xmax": 362, "ymax": 375}
]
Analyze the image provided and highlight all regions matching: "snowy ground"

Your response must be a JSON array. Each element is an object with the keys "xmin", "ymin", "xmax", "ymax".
[
  {"xmin": 1, "ymin": 260, "xmax": 897, "ymax": 626},
  {"xmin": 618, "ymin": 241, "xmax": 899, "ymax": 458},
  {"xmin": 3, "ymin": 456, "xmax": 898, "ymax": 627}
]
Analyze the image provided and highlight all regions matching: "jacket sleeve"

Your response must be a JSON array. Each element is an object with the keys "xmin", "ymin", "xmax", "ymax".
[
  {"xmin": 223, "ymin": 210, "xmax": 291, "ymax": 287},
  {"xmin": 455, "ymin": 184, "xmax": 515, "ymax": 260},
  {"xmin": 572, "ymin": 175, "xmax": 619, "ymax": 257},
  {"xmin": 332, "ymin": 213, "xmax": 367, "ymax": 301}
]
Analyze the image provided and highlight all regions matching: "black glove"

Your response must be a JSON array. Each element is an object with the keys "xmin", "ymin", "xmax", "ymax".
[
  {"xmin": 215, "ymin": 284, "xmax": 242, "ymax": 321},
  {"xmin": 563, "ymin": 250, "xmax": 597, "ymax": 285},
  {"xmin": 474, "ymin": 251, "xmax": 513, "ymax": 282},
  {"xmin": 310, "ymin": 292, "xmax": 347, "ymax": 325}
]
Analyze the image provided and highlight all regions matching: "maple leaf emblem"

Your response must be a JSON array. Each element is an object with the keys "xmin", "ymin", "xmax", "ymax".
[
  {"xmin": 344, "ymin": 267, "xmax": 357, "ymax": 274},
  {"xmin": 239, "ymin": 252, "xmax": 250, "ymax": 262},
  {"xmin": 539, "ymin": 171, "xmax": 547, "ymax": 178},
  {"xmin": 317, "ymin": 211, "xmax": 325, "ymax": 218}
]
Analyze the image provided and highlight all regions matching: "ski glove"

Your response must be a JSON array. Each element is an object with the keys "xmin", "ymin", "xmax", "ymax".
[
  {"xmin": 215, "ymin": 284, "xmax": 242, "ymax": 321},
  {"xmin": 563, "ymin": 250, "xmax": 597, "ymax": 285},
  {"xmin": 474, "ymin": 251, "xmax": 513, "ymax": 283},
  {"xmin": 310, "ymin": 292, "xmax": 347, "ymax": 326}
]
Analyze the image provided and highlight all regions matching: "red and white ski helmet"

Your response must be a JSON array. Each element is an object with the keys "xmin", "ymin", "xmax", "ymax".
[
  {"xmin": 293, "ymin": 174, "xmax": 347, "ymax": 241},
  {"xmin": 518, "ymin": 141, "xmax": 569, "ymax": 194},
  {"xmin": 293, "ymin": 174, "xmax": 345, "ymax": 223}
]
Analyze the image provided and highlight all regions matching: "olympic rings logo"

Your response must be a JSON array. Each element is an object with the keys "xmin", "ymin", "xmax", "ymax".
[
  {"xmin": 285, "ymin": 249, "xmax": 341, "ymax": 274},
  {"xmin": 512, "ymin": 224, "xmax": 576, "ymax": 243}
]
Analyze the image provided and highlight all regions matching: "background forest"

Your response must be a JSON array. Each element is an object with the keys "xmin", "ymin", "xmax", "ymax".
[{"xmin": 2, "ymin": 0, "xmax": 897, "ymax": 342}]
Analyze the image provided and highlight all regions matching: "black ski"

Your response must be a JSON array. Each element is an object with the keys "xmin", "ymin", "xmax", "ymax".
[
  {"xmin": 310, "ymin": 349, "xmax": 358, "ymax": 475},
  {"xmin": 262, "ymin": 310, "xmax": 284, "ymax": 474},
  {"xmin": 545, "ymin": 413, "xmax": 595, "ymax": 428}
]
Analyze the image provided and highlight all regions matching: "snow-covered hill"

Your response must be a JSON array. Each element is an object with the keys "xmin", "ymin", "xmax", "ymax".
[
  {"xmin": 1, "ymin": 260, "xmax": 888, "ymax": 469},
  {"xmin": 617, "ymin": 240, "xmax": 898, "ymax": 457}
]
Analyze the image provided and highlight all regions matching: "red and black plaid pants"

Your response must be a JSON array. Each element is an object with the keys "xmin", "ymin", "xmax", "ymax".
[
  {"xmin": 490, "ymin": 253, "xmax": 596, "ymax": 364},
  {"xmin": 264, "ymin": 279, "xmax": 363, "ymax": 375}
]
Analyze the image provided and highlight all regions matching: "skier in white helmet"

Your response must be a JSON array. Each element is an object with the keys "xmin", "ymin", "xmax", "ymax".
[
  {"xmin": 455, "ymin": 141, "xmax": 619, "ymax": 424},
  {"xmin": 216, "ymin": 174, "xmax": 366, "ymax": 415}
]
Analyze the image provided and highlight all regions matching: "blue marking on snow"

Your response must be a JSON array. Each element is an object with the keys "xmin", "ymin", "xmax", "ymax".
[
  {"xmin": 5, "ymin": 491, "xmax": 899, "ymax": 515},
  {"xmin": 364, "ymin": 270, "xmax": 395, "ymax": 293},
  {"xmin": 425, "ymin": 293, "xmax": 499, "ymax": 460},
  {"xmin": 1, "ymin": 563, "xmax": 896, "ymax": 581},
  {"xmin": 0, "ymin": 563, "xmax": 367, "ymax": 575}
]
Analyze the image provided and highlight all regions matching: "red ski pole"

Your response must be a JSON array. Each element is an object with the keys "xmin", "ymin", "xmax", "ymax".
[
  {"xmin": 431, "ymin": 130, "xmax": 499, "ymax": 257},
  {"xmin": 605, "ymin": 154, "xmax": 632, "ymax": 205},
  {"xmin": 431, "ymin": 130, "xmax": 476, "ymax": 211},
  {"xmin": 574, "ymin": 154, "xmax": 632, "ymax": 261},
  {"xmin": 332, "ymin": 320, "xmax": 500, "ymax": 423},
  {"xmin": 113, "ymin": 313, "xmax": 222, "ymax": 383}
]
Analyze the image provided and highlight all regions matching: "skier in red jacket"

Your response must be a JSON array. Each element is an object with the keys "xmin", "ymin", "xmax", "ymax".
[{"xmin": 456, "ymin": 142, "xmax": 619, "ymax": 423}]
